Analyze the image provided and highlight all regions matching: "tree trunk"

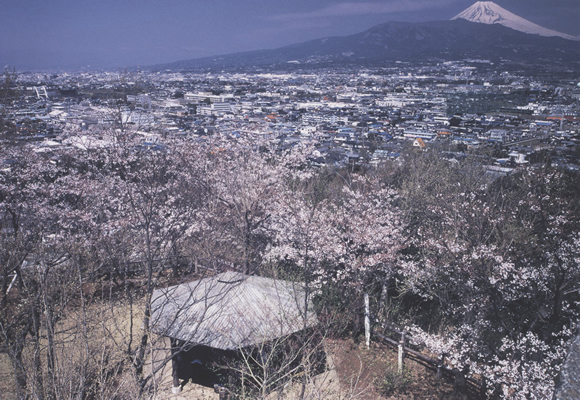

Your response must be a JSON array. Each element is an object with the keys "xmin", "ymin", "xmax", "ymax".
[
  {"xmin": 170, "ymin": 338, "xmax": 181, "ymax": 391},
  {"xmin": 379, "ymin": 282, "xmax": 388, "ymax": 316},
  {"xmin": 44, "ymin": 308, "xmax": 57, "ymax": 400},
  {"xmin": 8, "ymin": 331, "xmax": 28, "ymax": 400},
  {"xmin": 134, "ymin": 302, "xmax": 150, "ymax": 383},
  {"xmin": 172, "ymin": 246, "xmax": 181, "ymax": 278},
  {"xmin": 1, "ymin": 270, "xmax": 8, "ymax": 309},
  {"xmin": 31, "ymin": 306, "xmax": 46, "ymax": 400}
]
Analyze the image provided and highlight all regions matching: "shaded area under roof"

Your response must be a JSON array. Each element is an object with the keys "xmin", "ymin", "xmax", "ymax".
[{"xmin": 150, "ymin": 271, "xmax": 318, "ymax": 350}]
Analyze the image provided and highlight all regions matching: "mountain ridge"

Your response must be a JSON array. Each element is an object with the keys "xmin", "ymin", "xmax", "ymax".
[{"xmin": 149, "ymin": 3, "xmax": 580, "ymax": 71}]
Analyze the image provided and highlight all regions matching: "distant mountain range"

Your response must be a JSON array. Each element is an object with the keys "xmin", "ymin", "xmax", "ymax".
[{"xmin": 150, "ymin": 2, "xmax": 580, "ymax": 71}]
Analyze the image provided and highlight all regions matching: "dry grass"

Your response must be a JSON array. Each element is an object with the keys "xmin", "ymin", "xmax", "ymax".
[
  {"xmin": 0, "ymin": 280, "xmax": 460, "ymax": 400},
  {"xmin": 0, "ymin": 296, "xmax": 146, "ymax": 400},
  {"xmin": 0, "ymin": 352, "xmax": 18, "ymax": 400},
  {"xmin": 0, "ymin": 333, "xmax": 459, "ymax": 400},
  {"xmin": 150, "ymin": 338, "xmax": 457, "ymax": 399},
  {"xmin": 329, "ymin": 338, "xmax": 457, "ymax": 400}
]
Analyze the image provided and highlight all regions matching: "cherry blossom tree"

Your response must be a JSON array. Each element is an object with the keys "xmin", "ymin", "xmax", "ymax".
[
  {"xmin": 0, "ymin": 144, "xmax": 111, "ymax": 398},
  {"xmin": 396, "ymin": 160, "xmax": 580, "ymax": 399},
  {"xmin": 266, "ymin": 168, "xmax": 405, "ymax": 337},
  {"xmin": 202, "ymin": 138, "xmax": 284, "ymax": 275},
  {"xmin": 83, "ymin": 139, "xmax": 212, "ymax": 391}
]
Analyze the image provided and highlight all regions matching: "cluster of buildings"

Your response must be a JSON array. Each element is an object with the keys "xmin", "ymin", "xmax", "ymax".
[{"xmin": 2, "ymin": 61, "xmax": 580, "ymax": 172}]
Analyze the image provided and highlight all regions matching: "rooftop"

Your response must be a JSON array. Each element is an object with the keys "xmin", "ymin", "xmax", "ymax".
[{"xmin": 150, "ymin": 271, "xmax": 318, "ymax": 350}]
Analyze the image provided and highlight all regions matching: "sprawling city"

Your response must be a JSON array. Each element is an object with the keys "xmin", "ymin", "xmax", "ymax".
[
  {"xmin": 4, "ymin": 62, "xmax": 580, "ymax": 171},
  {"xmin": 1, "ymin": 1, "xmax": 580, "ymax": 399}
]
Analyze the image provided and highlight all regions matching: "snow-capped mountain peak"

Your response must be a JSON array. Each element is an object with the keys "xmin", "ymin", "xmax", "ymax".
[{"xmin": 452, "ymin": 1, "xmax": 579, "ymax": 41}]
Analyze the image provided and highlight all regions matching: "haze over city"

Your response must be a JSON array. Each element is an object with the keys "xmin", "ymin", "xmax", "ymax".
[{"xmin": 2, "ymin": 0, "xmax": 579, "ymax": 70}]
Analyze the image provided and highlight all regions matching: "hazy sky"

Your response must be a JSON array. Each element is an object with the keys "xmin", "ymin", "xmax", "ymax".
[{"xmin": 1, "ymin": 0, "xmax": 578, "ymax": 71}]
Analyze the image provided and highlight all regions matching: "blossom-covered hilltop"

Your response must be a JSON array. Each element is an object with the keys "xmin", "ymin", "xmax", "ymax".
[{"xmin": 452, "ymin": 1, "xmax": 580, "ymax": 41}]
